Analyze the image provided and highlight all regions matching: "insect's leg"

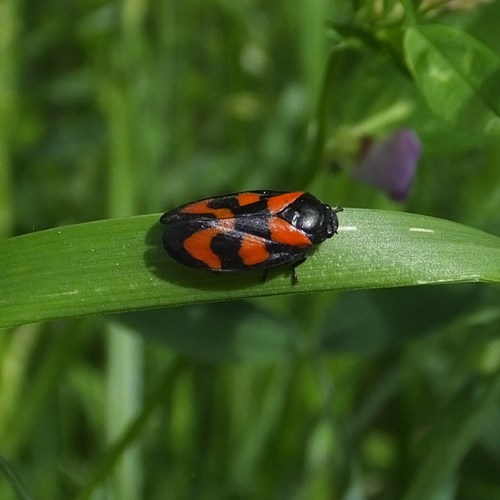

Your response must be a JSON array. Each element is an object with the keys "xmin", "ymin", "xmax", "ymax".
[
  {"xmin": 261, "ymin": 268, "xmax": 269, "ymax": 283},
  {"xmin": 291, "ymin": 257, "xmax": 306, "ymax": 286}
]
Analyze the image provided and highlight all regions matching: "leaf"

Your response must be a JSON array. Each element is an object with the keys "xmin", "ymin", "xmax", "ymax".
[
  {"xmin": 0, "ymin": 209, "xmax": 498, "ymax": 329},
  {"xmin": 404, "ymin": 25, "xmax": 500, "ymax": 133}
]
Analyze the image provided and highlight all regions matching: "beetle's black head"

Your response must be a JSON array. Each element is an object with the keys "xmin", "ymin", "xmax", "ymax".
[{"xmin": 280, "ymin": 193, "xmax": 342, "ymax": 245}]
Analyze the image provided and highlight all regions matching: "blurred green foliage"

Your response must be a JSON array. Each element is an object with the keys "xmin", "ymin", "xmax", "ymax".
[{"xmin": 0, "ymin": 1, "xmax": 500, "ymax": 499}]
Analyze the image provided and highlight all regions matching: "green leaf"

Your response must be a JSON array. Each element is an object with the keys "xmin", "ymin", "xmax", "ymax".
[
  {"xmin": 0, "ymin": 209, "xmax": 498, "ymax": 329},
  {"xmin": 404, "ymin": 25, "xmax": 500, "ymax": 133}
]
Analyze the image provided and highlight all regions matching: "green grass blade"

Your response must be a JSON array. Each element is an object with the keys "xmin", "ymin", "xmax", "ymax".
[
  {"xmin": 0, "ymin": 455, "xmax": 31, "ymax": 500},
  {"xmin": 0, "ymin": 209, "xmax": 498, "ymax": 329}
]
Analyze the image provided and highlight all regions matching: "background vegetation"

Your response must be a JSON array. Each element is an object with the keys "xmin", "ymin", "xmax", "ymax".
[{"xmin": 0, "ymin": 1, "xmax": 499, "ymax": 499}]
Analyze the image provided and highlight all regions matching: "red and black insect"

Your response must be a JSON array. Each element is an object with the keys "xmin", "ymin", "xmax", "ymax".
[{"xmin": 160, "ymin": 191, "xmax": 342, "ymax": 284}]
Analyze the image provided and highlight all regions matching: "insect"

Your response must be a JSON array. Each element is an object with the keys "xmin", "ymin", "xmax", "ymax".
[{"xmin": 160, "ymin": 191, "xmax": 342, "ymax": 285}]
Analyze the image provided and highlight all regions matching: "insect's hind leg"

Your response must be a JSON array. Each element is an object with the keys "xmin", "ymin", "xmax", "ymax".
[
  {"xmin": 260, "ymin": 256, "xmax": 307, "ymax": 286},
  {"xmin": 260, "ymin": 268, "xmax": 269, "ymax": 284},
  {"xmin": 290, "ymin": 257, "xmax": 306, "ymax": 285}
]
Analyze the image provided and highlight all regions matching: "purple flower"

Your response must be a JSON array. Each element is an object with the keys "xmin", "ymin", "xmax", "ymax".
[{"xmin": 352, "ymin": 129, "xmax": 421, "ymax": 202}]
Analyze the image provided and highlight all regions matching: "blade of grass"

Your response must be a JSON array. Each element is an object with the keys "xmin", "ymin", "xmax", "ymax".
[
  {"xmin": 75, "ymin": 363, "xmax": 181, "ymax": 500},
  {"xmin": 0, "ymin": 0, "xmax": 20, "ymax": 239},
  {"xmin": 0, "ymin": 455, "xmax": 31, "ymax": 500},
  {"xmin": 0, "ymin": 209, "xmax": 498, "ymax": 329}
]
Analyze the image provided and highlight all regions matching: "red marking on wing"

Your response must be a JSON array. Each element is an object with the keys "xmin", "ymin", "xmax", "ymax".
[
  {"xmin": 182, "ymin": 201, "xmax": 233, "ymax": 219},
  {"xmin": 266, "ymin": 192, "xmax": 304, "ymax": 214},
  {"xmin": 183, "ymin": 228, "xmax": 221, "ymax": 269},
  {"xmin": 236, "ymin": 192, "xmax": 262, "ymax": 207},
  {"xmin": 238, "ymin": 234, "xmax": 269, "ymax": 266},
  {"xmin": 269, "ymin": 217, "xmax": 311, "ymax": 246}
]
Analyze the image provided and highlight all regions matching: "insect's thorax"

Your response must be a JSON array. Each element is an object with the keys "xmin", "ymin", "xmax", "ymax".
[{"xmin": 279, "ymin": 193, "xmax": 338, "ymax": 245}]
